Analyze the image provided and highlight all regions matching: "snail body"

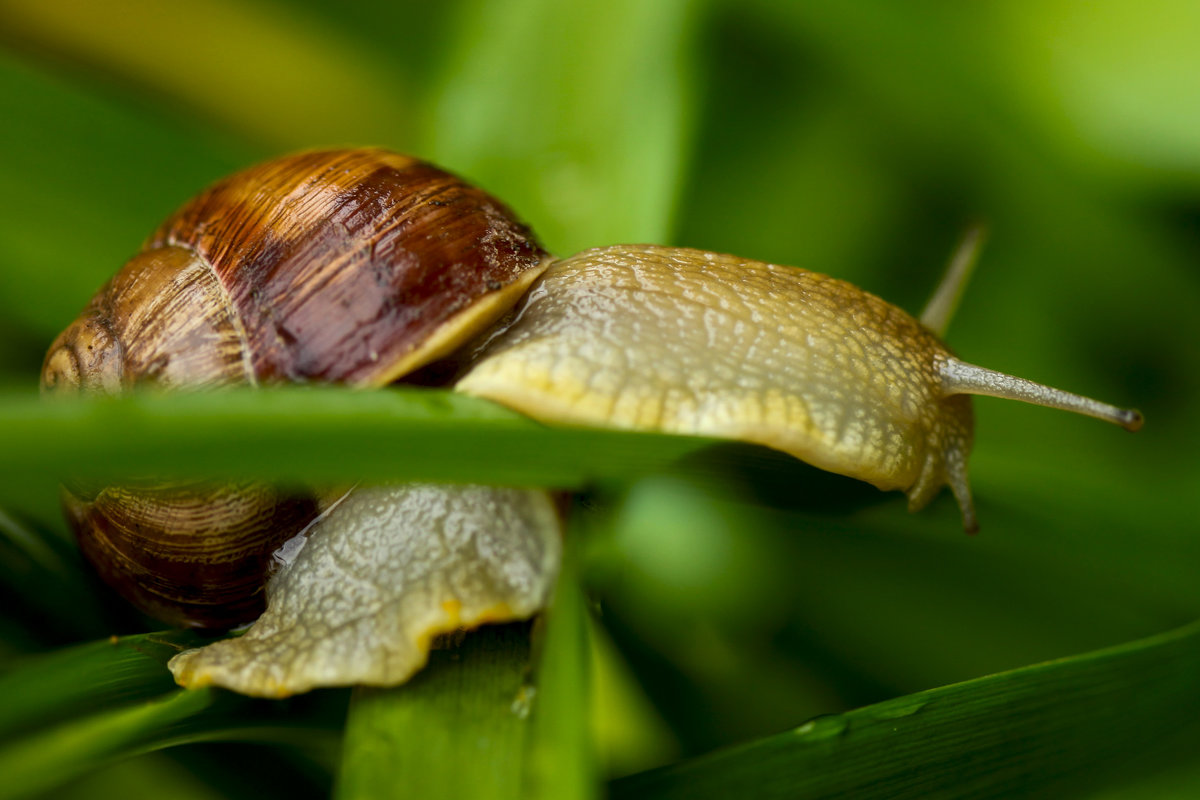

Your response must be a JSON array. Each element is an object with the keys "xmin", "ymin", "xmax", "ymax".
[
  {"xmin": 459, "ymin": 244, "xmax": 975, "ymax": 517},
  {"xmin": 457, "ymin": 243, "xmax": 1141, "ymax": 531},
  {"xmin": 41, "ymin": 148, "xmax": 1141, "ymax": 694}
]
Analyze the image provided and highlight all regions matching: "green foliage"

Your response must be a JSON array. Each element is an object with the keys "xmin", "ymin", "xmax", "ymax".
[
  {"xmin": 0, "ymin": 0, "xmax": 1196, "ymax": 797},
  {"xmin": 338, "ymin": 625, "xmax": 538, "ymax": 800},
  {"xmin": 613, "ymin": 619, "xmax": 1200, "ymax": 799}
]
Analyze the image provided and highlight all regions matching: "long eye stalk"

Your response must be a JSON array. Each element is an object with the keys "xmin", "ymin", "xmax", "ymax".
[
  {"xmin": 939, "ymin": 357, "xmax": 1143, "ymax": 432},
  {"xmin": 920, "ymin": 222, "xmax": 988, "ymax": 337}
]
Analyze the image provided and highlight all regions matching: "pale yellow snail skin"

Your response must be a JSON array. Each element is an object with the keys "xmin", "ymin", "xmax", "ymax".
[
  {"xmin": 169, "ymin": 484, "xmax": 561, "ymax": 697},
  {"xmin": 458, "ymin": 244, "xmax": 1143, "ymax": 534}
]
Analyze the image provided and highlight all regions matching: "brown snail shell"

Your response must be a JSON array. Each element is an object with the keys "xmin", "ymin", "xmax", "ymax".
[{"xmin": 41, "ymin": 148, "xmax": 552, "ymax": 628}]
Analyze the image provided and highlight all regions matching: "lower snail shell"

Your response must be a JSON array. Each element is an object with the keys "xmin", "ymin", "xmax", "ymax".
[
  {"xmin": 63, "ymin": 480, "xmax": 320, "ymax": 629},
  {"xmin": 42, "ymin": 148, "xmax": 1141, "ymax": 694}
]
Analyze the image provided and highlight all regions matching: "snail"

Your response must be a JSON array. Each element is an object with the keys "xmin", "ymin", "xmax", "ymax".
[{"xmin": 41, "ymin": 148, "xmax": 1141, "ymax": 696}]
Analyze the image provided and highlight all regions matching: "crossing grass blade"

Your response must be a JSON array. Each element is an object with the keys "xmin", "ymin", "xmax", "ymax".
[
  {"xmin": 610, "ymin": 618, "xmax": 1200, "ymax": 799},
  {"xmin": 0, "ymin": 631, "xmax": 199, "ymax": 740},
  {"xmin": 0, "ymin": 388, "xmax": 718, "ymax": 503},
  {"xmin": 0, "ymin": 688, "xmax": 216, "ymax": 800},
  {"xmin": 0, "ymin": 630, "xmax": 344, "ymax": 800},
  {"xmin": 522, "ymin": 522, "xmax": 595, "ymax": 800}
]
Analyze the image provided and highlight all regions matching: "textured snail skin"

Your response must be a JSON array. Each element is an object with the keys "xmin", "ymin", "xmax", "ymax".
[
  {"xmin": 169, "ymin": 484, "xmax": 561, "ymax": 697},
  {"xmin": 41, "ymin": 149, "xmax": 554, "ymax": 629},
  {"xmin": 458, "ymin": 245, "xmax": 974, "ymax": 514}
]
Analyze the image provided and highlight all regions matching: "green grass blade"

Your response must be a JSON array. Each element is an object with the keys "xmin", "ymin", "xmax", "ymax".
[
  {"xmin": 336, "ymin": 624, "xmax": 535, "ymax": 800},
  {"xmin": 0, "ymin": 630, "xmax": 345, "ymax": 798},
  {"xmin": 427, "ymin": 0, "xmax": 698, "ymax": 253},
  {"xmin": 523, "ymin": 524, "xmax": 595, "ymax": 800},
  {"xmin": 0, "ymin": 631, "xmax": 200, "ymax": 740},
  {"xmin": 0, "ymin": 686, "xmax": 342, "ymax": 800},
  {"xmin": 0, "ymin": 688, "xmax": 215, "ymax": 800},
  {"xmin": 0, "ymin": 388, "xmax": 715, "ymax": 500},
  {"xmin": 0, "ymin": 507, "xmax": 111, "ymax": 641},
  {"xmin": 610, "ymin": 618, "xmax": 1200, "ymax": 799},
  {"xmin": 0, "ymin": 506, "xmax": 68, "ymax": 575}
]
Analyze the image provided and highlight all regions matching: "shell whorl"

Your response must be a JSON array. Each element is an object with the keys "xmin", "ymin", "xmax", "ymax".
[{"xmin": 148, "ymin": 148, "xmax": 551, "ymax": 386}]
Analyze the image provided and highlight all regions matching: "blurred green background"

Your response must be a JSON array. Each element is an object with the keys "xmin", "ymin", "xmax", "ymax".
[{"xmin": 0, "ymin": 0, "xmax": 1197, "ymax": 797}]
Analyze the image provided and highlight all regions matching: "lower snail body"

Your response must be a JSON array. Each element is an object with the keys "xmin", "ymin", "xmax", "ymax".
[
  {"xmin": 41, "ymin": 148, "xmax": 1141, "ymax": 696},
  {"xmin": 169, "ymin": 483, "xmax": 563, "ymax": 697}
]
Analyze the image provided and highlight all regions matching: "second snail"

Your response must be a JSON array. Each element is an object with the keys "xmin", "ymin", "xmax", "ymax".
[{"xmin": 41, "ymin": 149, "xmax": 1141, "ymax": 697}]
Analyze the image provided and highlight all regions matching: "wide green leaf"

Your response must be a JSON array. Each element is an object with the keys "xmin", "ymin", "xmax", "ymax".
[
  {"xmin": 0, "ymin": 630, "xmax": 344, "ymax": 799},
  {"xmin": 612, "ymin": 618, "xmax": 1200, "ymax": 798},
  {"xmin": 0, "ymin": 630, "xmax": 199, "ymax": 739},
  {"xmin": 0, "ymin": 388, "xmax": 715, "ymax": 501}
]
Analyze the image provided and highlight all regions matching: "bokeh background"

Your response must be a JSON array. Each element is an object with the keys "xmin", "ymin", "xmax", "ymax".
[{"xmin": 0, "ymin": 1, "xmax": 1197, "ymax": 797}]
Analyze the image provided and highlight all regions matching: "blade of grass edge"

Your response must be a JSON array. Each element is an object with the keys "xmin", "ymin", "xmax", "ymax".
[
  {"xmin": 335, "ymin": 520, "xmax": 595, "ymax": 799},
  {"xmin": 610, "ymin": 618, "xmax": 1200, "ymax": 799},
  {"xmin": 0, "ymin": 388, "xmax": 715, "ymax": 500},
  {"xmin": 0, "ymin": 687, "xmax": 213, "ymax": 800},
  {"xmin": 523, "ymin": 517, "xmax": 595, "ymax": 800},
  {"xmin": 0, "ymin": 630, "xmax": 202, "ymax": 740},
  {"xmin": 0, "ymin": 631, "xmax": 344, "ymax": 799},
  {"xmin": 0, "ymin": 681, "xmax": 340, "ymax": 800},
  {"xmin": 335, "ymin": 624, "xmax": 535, "ymax": 800}
]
